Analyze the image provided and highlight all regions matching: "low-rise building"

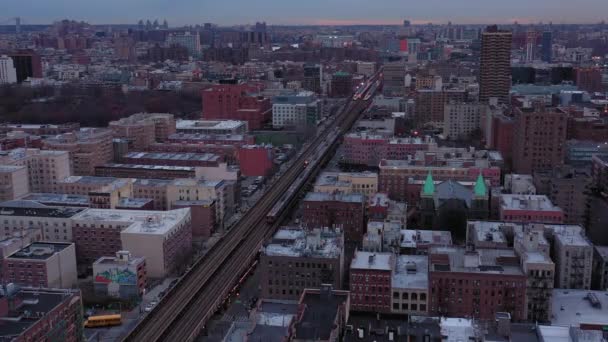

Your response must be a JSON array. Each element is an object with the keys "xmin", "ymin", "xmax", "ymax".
[
  {"xmin": 260, "ymin": 227, "xmax": 344, "ymax": 300},
  {"xmin": 272, "ymin": 91, "xmax": 320, "ymax": 129},
  {"xmin": 428, "ymin": 247, "xmax": 527, "ymax": 321},
  {"xmin": 95, "ymin": 163, "xmax": 200, "ymax": 180},
  {"xmin": 175, "ymin": 119, "xmax": 248, "ymax": 135},
  {"xmin": 120, "ymin": 151, "xmax": 223, "ymax": 168},
  {"xmin": 343, "ymin": 133, "xmax": 436, "ymax": 167},
  {"xmin": 237, "ymin": 145, "xmax": 275, "ymax": 177},
  {"xmin": 504, "ymin": 174, "xmax": 536, "ymax": 195},
  {"xmin": 391, "ymin": 255, "xmax": 429, "ymax": 316},
  {"xmin": 0, "ymin": 200, "xmax": 84, "ymax": 242},
  {"xmin": 350, "ymin": 251, "xmax": 394, "ymax": 313},
  {"xmin": 303, "ymin": 192, "xmax": 366, "ymax": 244},
  {"xmin": 290, "ymin": 286, "xmax": 350, "ymax": 342},
  {"xmin": 499, "ymin": 194, "xmax": 564, "ymax": 224},
  {"xmin": 72, "ymin": 208, "xmax": 191, "ymax": 277},
  {"xmin": 0, "ymin": 287, "xmax": 84, "ymax": 342},
  {"xmin": 56, "ymin": 175, "xmax": 134, "ymax": 209},
  {"xmin": 93, "ymin": 250, "xmax": 146, "ymax": 299},
  {"xmin": 314, "ymin": 171, "xmax": 378, "ymax": 196},
  {"xmin": 551, "ymin": 289, "xmax": 608, "ymax": 329},
  {"xmin": 3, "ymin": 242, "xmax": 77, "ymax": 289}
]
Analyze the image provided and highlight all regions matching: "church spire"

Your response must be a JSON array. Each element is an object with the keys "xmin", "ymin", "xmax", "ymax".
[
  {"xmin": 423, "ymin": 171, "xmax": 435, "ymax": 195},
  {"xmin": 474, "ymin": 173, "xmax": 487, "ymax": 197}
]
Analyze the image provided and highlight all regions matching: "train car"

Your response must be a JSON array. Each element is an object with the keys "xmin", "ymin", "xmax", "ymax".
[{"xmin": 84, "ymin": 314, "xmax": 122, "ymax": 328}]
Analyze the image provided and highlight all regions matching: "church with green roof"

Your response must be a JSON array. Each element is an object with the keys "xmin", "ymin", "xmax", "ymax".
[{"xmin": 418, "ymin": 171, "xmax": 490, "ymax": 239}]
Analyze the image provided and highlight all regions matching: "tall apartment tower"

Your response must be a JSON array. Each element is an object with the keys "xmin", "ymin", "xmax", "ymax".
[
  {"xmin": 512, "ymin": 104, "xmax": 567, "ymax": 174},
  {"xmin": 525, "ymin": 31, "xmax": 536, "ymax": 62},
  {"xmin": 479, "ymin": 26, "xmax": 512, "ymax": 103},
  {"xmin": 541, "ymin": 31, "xmax": 552, "ymax": 63}
]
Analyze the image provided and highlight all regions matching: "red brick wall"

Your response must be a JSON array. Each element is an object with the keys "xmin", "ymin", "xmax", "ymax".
[{"xmin": 350, "ymin": 269, "xmax": 392, "ymax": 313}]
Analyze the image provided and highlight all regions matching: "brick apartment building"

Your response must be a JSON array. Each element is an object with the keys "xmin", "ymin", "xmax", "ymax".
[
  {"xmin": 302, "ymin": 192, "xmax": 366, "ymax": 244},
  {"xmin": 499, "ymin": 194, "xmax": 564, "ymax": 224},
  {"xmin": 350, "ymin": 251, "xmax": 394, "ymax": 313},
  {"xmin": 260, "ymin": 227, "xmax": 344, "ymax": 300},
  {"xmin": 237, "ymin": 145, "xmax": 275, "ymax": 177},
  {"xmin": 109, "ymin": 113, "xmax": 176, "ymax": 151},
  {"xmin": 0, "ymin": 287, "xmax": 84, "ymax": 342},
  {"xmin": 202, "ymin": 84, "xmax": 271, "ymax": 130},
  {"xmin": 342, "ymin": 133, "xmax": 436, "ymax": 167},
  {"xmin": 512, "ymin": 105, "xmax": 567, "ymax": 174},
  {"xmin": 428, "ymin": 247, "xmax": 527, "ymax": 321},
  {"xmin": 43, "ymin": 128, "xmax": 114, "ymax": 176},
  {"xmin": 3, "ymin": 242, "xmax": 77, "ymax": 289}
]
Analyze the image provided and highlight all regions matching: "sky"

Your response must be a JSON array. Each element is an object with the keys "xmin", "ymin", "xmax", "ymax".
[{"xmin": 4, "ymin": 0, "xmax": 608, "ymax": 26}]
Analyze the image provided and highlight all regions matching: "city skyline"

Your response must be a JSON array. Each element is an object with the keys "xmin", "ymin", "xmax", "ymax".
[{"xmin": 4, "ymin": 0, "xmax": 608, "ymax": 26}]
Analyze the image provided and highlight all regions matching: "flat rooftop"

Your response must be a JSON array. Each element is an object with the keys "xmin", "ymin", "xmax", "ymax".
[
  {"xmin": 22, "ymin": 193, "xmax": 89, "ymax": 206},
  {"xmin": 303, "ymin": 192, "xmax": 365, "ymax": 204},
  {"xmin": 429, "ymin": 246, "xmax": 524, "ymax": 276},
  {"xmin": 0, "ymin": 288, "xmax": 81, "ymax": 339},
  {"xmin": 351, "ymin": 251, "xmax": 393, "ymax": 271},
  {"xmin": 264, "ymin": 227, "xmax": 342, "ymax": 259},
  {"xmin": 0, "ymin": 201, "xmax": 85, "ymax": 218},
  {"xmin": 93, "ymin": 253, "xmax": 145, "ymax": 266},
  {"xmin": 176, "ymin": 119, "xmax": 246, "ymax": 130},
  {"xmin": 0, "ymin": 165, "xmax": 26, "ymax": 173},
  {"xmin": 116, "ymin": 198, "xmax": 153, "ymax": 208},
  {"xmin": 344, "ymin": 314, "xmax": 441, "ymax": 342},
  {"xmin": 98, "ymin": 163, "xmax": 197, "ymax": 172},
  {"xmin": 71, "ymin": 208, "xmax": 190, "ymax": 236},
  {"xmin": 59, "ymin": 175, "xmax": 120, "ymax": 185},
  {"xmin": 133, "ymin": 178, "xmax": 172, "ymax": 187},
  {"xmin": 500, "ymin": 194, "xmax": 562, "ymax": 212},
  {"xmin": 294, "ymin": 289, "xmax": 349, "ymax": 341},
  {"xmin": 6, "ymin": 242, "xmax": 72, "ymax": 260},
  {"xmin": 400, "ymin": 229, "xmax": 452, "ymax": 248},
  {"xmin": 392, "ymin": 255, "xmax": 428, "ymax": 290},
  {"xmin": 124, "ymin": 151, "xmax": 221, "ymax": 163},
  {"xmin": 551, "ymin": 289, "xmax": 608, "ymax": 327},
  {"xmin": 169, "ymin": 133, "xmax": 249, "ymax": 142}
]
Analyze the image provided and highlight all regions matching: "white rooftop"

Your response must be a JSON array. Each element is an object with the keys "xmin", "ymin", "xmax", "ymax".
[
  {"xmin": 351, "ymin": 251, "xmax": 392, "ymax": 271},
  {"xmin": 440, "ymin": 317, "xmax": 477, "ymax": 342},
  {"xmin": 391, "ymin": 255, "xmax": 428, "ymax": 290},
  {"xmin": 551, "ymin": 289, "xmax": 608, "ymax": 327},
  {"xmin": 176, "ymin": 119, "xmax": 246, "ymax": 130},
  {"xmin": 263, "ymin": 227, "xmax": 342, "ymax": 259},
  {"xmin": 72, "ymin": 208, "xmax": 190, "ymax": 236},
  {"xmin": 500, "ymin": 194, "xmax": 561, "ymax": 212},
  {"xmin": 400, "ymin": 229, "xmax": 452, "ymax": 248}
]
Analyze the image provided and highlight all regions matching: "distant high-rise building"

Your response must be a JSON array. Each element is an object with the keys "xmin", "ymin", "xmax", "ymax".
[
  {"xmin": 479, "ymin": 25, "xmax": 512, "ymax": 103},
  {"xmin": 513, "ymin": 104, "xmax": 567, "ymax": 174},
  {"xmin": 167, "ymin": 31, "xmax": 201, "ymax": 57},
  {"xmin": 525, "ymin": 30, "xmax": 536, "ymax": 62},
  {"xmin": 541, "ymin": 31, "xmax": 552, "ymax": 63},
  {"xmin": 403, "ymin": 20, "xmax": 411, "ymax": 27},
  {"xmin": 0, "ymin": 55, "xmax": 17, "ymax": 84},
  {"xmin": 8, "ymin": 50, "xmax": 43, "ymax": 83},
  {"xmin": 303, "ymin": 64, "xmax": 321, "ymax": 94}
]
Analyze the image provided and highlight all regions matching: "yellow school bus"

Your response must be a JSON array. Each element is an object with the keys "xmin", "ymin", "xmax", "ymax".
[{"xmin": 84, "ymin": 314, "xmax": 122, "ymax": 328}]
